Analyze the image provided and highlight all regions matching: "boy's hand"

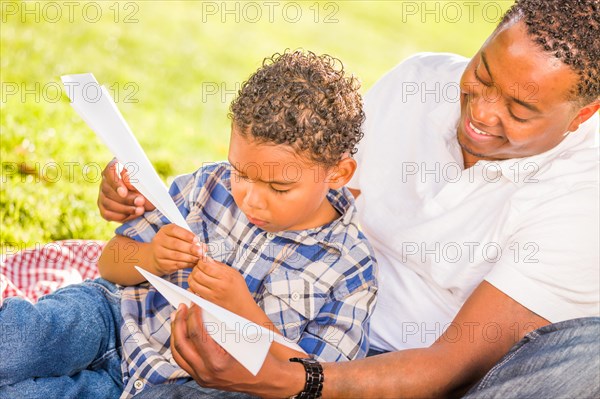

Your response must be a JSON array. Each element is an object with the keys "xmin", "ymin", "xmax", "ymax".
[
  {"xmin": 150, "ymin": 224, "xmax": 200, "ymax": 276},
  {"xmin": 188, "ymin": 248, "xmax": 255, "ymax": 317},
  {"xmin": 98, "ymin": 158, "xmax": 156, "ymax": 222}
]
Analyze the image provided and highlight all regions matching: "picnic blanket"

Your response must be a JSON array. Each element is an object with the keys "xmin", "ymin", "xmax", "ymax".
[{"xmin": 0, "ymin": 240, "xmax": 104, "ymax": 306}]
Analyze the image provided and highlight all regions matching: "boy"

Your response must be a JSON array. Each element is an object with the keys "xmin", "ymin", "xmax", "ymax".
[{"xmin": 0, "ymin": 51, "xmax": 377, "ymax": 399}]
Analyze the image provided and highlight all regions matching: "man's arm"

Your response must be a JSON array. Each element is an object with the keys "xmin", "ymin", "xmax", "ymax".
[{"xmin": 170, "ymin": 281, "xmax": 548, "ymax": 398}]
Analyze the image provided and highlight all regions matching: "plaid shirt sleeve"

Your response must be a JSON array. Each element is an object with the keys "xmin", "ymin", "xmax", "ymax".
[{"xmin": 298, "ymin": 244, "xmax": 378, "ymax": 362}]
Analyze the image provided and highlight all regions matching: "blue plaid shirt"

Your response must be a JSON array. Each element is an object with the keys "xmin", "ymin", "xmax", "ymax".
[{"xmin": 115, "ymin": 162, "xmax": 378, "ymax": 398}]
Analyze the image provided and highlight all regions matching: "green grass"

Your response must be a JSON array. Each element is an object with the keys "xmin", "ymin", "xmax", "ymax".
[{"xmin": 0, "ymin": 0, "xmax": 511, "ymax": 252}]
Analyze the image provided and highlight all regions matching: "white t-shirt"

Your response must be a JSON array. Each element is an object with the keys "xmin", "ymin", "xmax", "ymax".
[{"xmin": 349, "ymin": 52, "xmax": 600, "ymax": 351}]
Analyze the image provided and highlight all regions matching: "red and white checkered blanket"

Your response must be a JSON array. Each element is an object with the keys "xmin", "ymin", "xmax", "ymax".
[{"xmin": 0, "ymin": 240, "xmax": 104, "ymax": 305}]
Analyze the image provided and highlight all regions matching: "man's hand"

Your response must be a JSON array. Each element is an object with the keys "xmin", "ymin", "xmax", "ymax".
[
  {"xmin": 188, "ymin": 249, "xmax": 256, "ymax": 317},
  {"xmin": 170, "ymin": 304, "xmax": 303, "ymax": 398},
  {"xmin": 98, "ymin": 159, "xmax": 155, "ymax": 222},
  {"xmin": 170, "ymin": 304, "xmax": 243, "ymax": 387},
  {"xmin": 150, "ymin": 225, "xmax": 200, "ymax": 276}
]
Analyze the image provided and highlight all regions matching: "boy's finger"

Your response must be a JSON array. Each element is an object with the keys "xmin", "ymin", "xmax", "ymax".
[
  {"xmin": 187, "ymin": 278, "xmax": 213, "ymax": 298},
  {"xmin": 121, "ymin": 168, "xmax": 138, "ymax": 192},
  {"xmin": 100, "ymin": 177, "xmax": 140, "ymax": 206},
  {"xmin": 99, "ymin": 194, "xmax": 139, "ymax": 215},
  {"xmin": 162, "ymin": 235, "xmax": 201, "ymax": 258},
  {"xmin": 164, "ymin": 225, "xmax": 200, "ymax": 244},
  {"xmin": 190, "ymin": 266, "xmax": 220, "ymax": 286},
  {"xmin": 156, "ymin": 249, "xmax": 199, "ymax": 265},
  {"xmin": 195, "ymin": 256, "xmax": 222, "ymax": 278}
]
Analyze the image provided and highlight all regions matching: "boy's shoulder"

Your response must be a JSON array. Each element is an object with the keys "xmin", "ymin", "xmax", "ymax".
[{"xmin": 280, "ymin": 187, "xmax": 377, "ymax": 292}]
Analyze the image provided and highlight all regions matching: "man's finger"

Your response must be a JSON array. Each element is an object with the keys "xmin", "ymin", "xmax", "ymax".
[
  {"xmin": 171, "ymin": 305, "xmax": 201, "ymax": 378},
  {"xmin": 186, "ymin": 304, "xmax": 229, "ymax": 360},
  {"xmin": 170, "ymin": 305, "xmax": 202, "ymax": 379}
]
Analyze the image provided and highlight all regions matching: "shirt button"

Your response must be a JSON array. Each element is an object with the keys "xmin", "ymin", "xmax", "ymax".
[
  {"xmin": 266, "ymin": 232, "xmax": 275, "ymax": 239},
  {"xmin": 291, "ymin": 292, "xmax": 301, "ymax": 301},
  {"xmin": 133, "ymin": 379, "xmax": 144, "ymax": 390}
]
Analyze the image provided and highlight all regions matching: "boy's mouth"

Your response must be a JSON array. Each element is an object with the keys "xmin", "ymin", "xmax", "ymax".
[{"xmin": 246, "ymin": 215, "xmax": 268, "ymax": 227}]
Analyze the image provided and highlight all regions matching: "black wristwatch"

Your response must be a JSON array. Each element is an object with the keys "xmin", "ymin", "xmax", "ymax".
[{"xmin": 289, "ymin": 357, "xmax": 324, "ymax": 398}]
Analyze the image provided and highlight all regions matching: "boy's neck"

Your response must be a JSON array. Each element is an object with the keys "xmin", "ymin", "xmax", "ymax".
[{"xmin": 288, "ymin": 197, "xmax": 341, "ymax": 232}]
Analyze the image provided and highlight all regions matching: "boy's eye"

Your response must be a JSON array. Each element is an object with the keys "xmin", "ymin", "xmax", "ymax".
[
  {"xmin": 271, "ymin": 186, "xmax": 289, "ymax": 194},
  {"xmin": 231, "ymin": 169, "xmax": 252, "ymax": 182}
]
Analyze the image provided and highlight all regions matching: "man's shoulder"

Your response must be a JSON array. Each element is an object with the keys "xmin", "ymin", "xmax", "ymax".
[{"xmin": 369, "ymin": 52, "xmax": 469, "ymax": 90}]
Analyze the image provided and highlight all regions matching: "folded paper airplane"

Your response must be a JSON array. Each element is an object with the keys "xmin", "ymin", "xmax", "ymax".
[
  {"xmin": 136, "ymin": 266, "xmax": 305, "ymax": 375},
  {"xmin": 61, "ymin": 73, "xmax": 192, "ymax": 232}
]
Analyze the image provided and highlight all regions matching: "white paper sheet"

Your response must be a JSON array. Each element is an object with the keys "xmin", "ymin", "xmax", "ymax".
[
  {"xmin": 135, "ymin": 266, "xmax": 306, "ymax": 375},
  {"xmin": 61, "ymin": 73, "xmax": 192, "ymax": 232}
]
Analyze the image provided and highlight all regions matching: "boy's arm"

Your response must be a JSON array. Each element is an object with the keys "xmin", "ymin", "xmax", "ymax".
[
  {"xmin": 98, "ymin": 234, "xmax": 155, "ymax": 285},
  {"xmin": 99, "ymin": 224, "xmax": 201, "ymax": 286}
]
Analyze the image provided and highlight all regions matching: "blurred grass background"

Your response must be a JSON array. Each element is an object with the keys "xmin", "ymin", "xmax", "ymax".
[{"xmin": 0, "ymin": 0, "xmax": 511, "ymax": 252}]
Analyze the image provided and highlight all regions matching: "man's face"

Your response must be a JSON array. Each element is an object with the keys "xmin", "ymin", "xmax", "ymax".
[
  {"xmin": 458, "ymin": 20, "xmax": 581, "ymax": 164},
  {"xmin": 227, "ymin": 128, "xmax": 337, "ymax": 233}
]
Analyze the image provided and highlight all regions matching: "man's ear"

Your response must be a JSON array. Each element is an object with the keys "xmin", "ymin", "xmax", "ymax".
[
  {"xmin": 567, "ymin": 100, "xmax": 600, "ymax": 132},
  {"xmin": 326, "ymin": 157, "xmax": 357, "ymax": 190}
]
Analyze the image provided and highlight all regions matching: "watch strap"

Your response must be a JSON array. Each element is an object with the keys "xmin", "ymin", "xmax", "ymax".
[{"xmin": 289, "ymin": 357, "xmax": 324, "ymax": 398}]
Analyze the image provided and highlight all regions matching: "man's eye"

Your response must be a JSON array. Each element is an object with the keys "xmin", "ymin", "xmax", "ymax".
[
  {"xmin": 474, "ymin": 66, "xmax": 493, "ymax": 87},
  {"xmin": 508, "ymin": 109, "xmax": 529, "ymax": 123}
]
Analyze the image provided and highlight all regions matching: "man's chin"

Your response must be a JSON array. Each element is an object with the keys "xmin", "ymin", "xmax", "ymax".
[{"xmin": 457, "ymin": 132, "xmax": 490, "ymax": 160}]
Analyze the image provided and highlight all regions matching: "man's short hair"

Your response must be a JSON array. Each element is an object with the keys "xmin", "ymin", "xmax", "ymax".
[
  {"xmin": 229, "ymin": 50, "xmax": 365, "ymax": 167},
  {"xmin": 500, "ymin": 0, "xmax": 600, "ymax": 104}
]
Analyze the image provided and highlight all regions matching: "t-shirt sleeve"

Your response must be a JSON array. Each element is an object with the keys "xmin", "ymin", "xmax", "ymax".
[
  {"xmin": 115, "ymin": 172, "xmax": 198, "ymax": 243},
  {"xmin": 485, "ymin": 184, "xmax": 600, "ymax": 322}
]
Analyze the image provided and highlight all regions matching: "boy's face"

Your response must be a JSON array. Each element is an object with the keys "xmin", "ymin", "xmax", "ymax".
[{"xmin": 227, "ymin": 127, "xmax": 339, "ymax": 233}]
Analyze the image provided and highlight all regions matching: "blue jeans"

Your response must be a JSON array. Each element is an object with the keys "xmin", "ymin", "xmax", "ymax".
[
  {"xmin": 463, "ymin": 317, "xmax": 600, "ymax": 398},
  {"xmin": 0, "ymin": 278, "xmax": 124, "ymax": 399},
  {"xmin": 133, "ymin": 317, "xmax": 600, "ymax": 398}
]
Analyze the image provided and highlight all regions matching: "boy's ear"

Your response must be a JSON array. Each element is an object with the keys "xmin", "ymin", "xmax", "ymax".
[{"xmin": 326, "ymin": 157, "xmax": 357, "ymax": 190}]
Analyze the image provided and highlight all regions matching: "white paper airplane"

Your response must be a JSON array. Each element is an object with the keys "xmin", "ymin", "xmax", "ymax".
[
  {"xmin": 61, "ymin": 73, "xmax": 192, "ymax": 232},
  {"xmin": 135, "ymin": 266, "xmax": 306, "ymax": 375}
]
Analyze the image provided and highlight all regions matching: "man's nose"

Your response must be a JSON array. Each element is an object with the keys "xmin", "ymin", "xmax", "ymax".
[{"xmin": 470, "ymin": 92, "xmax": 501, "ymax": 127}]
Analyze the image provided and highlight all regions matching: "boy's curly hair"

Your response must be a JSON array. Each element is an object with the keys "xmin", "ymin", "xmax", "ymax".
[
  {"xmin": 229, "ymin": 50, "xmax": 365, "ymax": 167},
  {"xmin": 501, "ymin": 0, "xmax": 600, "ymax": 104}
]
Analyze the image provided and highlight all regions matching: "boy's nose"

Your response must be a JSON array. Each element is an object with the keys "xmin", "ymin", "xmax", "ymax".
[{"xmin": 243, "ymin": 185, "xmax": 267, "ymax": 210}]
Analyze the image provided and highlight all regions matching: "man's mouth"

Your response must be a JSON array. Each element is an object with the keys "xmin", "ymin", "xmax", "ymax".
[
  {"xmin": 463, "ymin": 117, "xmax": 501, "ymax": 141},
  {"xmin": 469, "ymin": 121, "xmax": 495, "ymax": 136}
]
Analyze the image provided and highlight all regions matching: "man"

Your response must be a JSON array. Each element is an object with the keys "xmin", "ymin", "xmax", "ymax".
[{"xmin": 99, "ymin": 0, "xmax": 599, "ymax": 397}]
